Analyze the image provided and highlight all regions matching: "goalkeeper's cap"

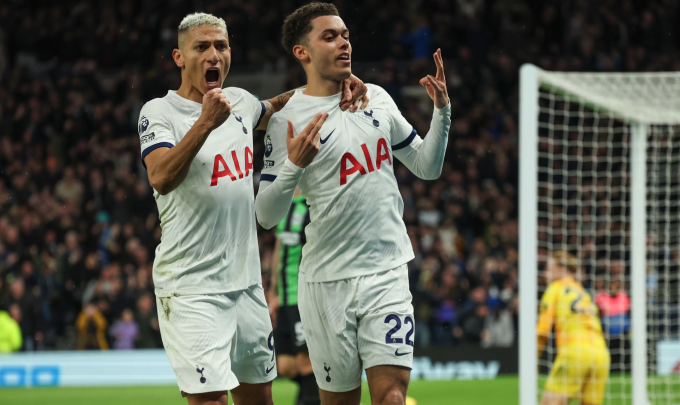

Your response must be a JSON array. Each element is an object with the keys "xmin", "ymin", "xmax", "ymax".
[{"xmin": 552, "ymin": 250, "xmax": 579, "ymax": 274}]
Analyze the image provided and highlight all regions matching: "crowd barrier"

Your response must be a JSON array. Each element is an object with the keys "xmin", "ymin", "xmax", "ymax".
[{"xmin": 0, "ymin": 345, "xmax": 518, "ymax": 388}]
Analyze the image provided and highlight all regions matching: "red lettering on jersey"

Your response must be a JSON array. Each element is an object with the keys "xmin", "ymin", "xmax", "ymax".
[
  {"xmin": 231, "ymin": 150, "xmax": 244, "ymax": 179},
  {"xmin": 376, "ymin": 138, "xmax": 392, "ymax": 169},
  {"xmin": 361, "ymin": 144, "xmax": 375, "ymax": 173},
  {"xmin": 340, "ymin": 152, "xmax": 367, "ymax": 185},
  {"xmin": 244, "ymin": 146, "xmax": 253, "ymax": 177},
  {"xmin": 211, "ymin": 154, "xmax": 237, "ymax": 186},
  {"xmin": 339, "ymin": 139, "xmax": 395, "ymax": 185}
]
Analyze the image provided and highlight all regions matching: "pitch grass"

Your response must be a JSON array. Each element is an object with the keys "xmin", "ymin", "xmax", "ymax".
[
  {"xmin": 1, "ymin": 375, "xmax": 679, "ymax": 405},
  {"xmin": 0, "ymin": 377, "xmax": 517, "ymax": 405}
]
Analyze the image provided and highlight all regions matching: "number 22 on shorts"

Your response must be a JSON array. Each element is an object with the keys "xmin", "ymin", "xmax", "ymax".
[{"xmin": 384, "ymin": 314, "xmax": 414, "ymax": 346}]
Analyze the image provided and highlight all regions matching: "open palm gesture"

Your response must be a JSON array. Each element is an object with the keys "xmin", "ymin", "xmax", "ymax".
[{"xmin": 419, "ymin": 48, "xmax": 449, "ymax": 109}]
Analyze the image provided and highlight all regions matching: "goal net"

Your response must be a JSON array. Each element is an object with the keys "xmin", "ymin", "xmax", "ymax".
[{"xmin": 519, "ymin": 65, "xmax": 680, "ymax": 405}]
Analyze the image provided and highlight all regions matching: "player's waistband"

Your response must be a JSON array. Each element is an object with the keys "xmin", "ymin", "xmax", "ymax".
[
  {"xmin": 154, "ymin": 282, "xmax": 262, "ymax": 298},
  {"xmin": 558, "ymin": 335, "xmax": 608, "ymax": 350},
  {"xmin": 299, "ymin": 261, "xmax": 409, "ymax": 284}
]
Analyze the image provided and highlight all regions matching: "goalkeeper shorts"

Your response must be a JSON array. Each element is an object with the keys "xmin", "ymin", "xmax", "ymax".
[{"xmin": 545, "ymin": 344, "xmax": 610, "ymax": 404}]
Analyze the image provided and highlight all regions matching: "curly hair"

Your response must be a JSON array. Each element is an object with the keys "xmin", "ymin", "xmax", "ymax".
[{"xmin": 281, "ymin": 2, "xmax": 339, "ymax": 57}]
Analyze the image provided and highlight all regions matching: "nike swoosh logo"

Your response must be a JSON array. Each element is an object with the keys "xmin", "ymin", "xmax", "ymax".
[
  {"xmin": 319, "ymin": 129, "xmax": 335, "ymax": 145},
  {"xmin": 395, "ymin": 349, "xmax": 411, "ymax": 357},
  {"xmin": 265, "ymin": 365, "xmax": 275, "ymax": 374}
]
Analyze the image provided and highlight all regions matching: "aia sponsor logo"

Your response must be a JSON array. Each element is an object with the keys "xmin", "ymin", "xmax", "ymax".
[
  {"xmin": 339, "ymin": 138, "xmax": 391, "ymax": 185},
  {"xmin": 210, "ymin": 147, "xmax": 254, "ymax": 186}
]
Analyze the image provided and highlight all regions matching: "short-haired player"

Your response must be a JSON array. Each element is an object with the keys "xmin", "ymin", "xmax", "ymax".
[
  {"xmin": 138, "ymin": 12, "xmax": 367, "ymax": 405},
  {"xmin": 255, "ymin": 3, "xmax": 451, "ymax": 404}
]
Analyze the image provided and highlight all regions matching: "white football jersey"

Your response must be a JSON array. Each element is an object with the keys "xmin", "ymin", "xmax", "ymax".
[
  {"xmin": 261, "ymin": 84, "xmax": 415, "ymax": 282},
  {"xmin": 138, "ymin": 88, "xmax": 266, "ymax": 297}
]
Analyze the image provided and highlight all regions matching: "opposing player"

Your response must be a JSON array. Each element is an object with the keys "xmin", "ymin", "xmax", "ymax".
[
  {"xmin": 255, "ymin": 3, "xmax": 451, "ymax": 404},
  {"xmin": 267, "ymin": 188, "xmax": 320, "ymax": 405},
  {"xmin": 538, "ymin": 251, "xmax": 610, "ymax": 405},
  {"xmin": 139, "ymin": 12, "xmax": 367, "ymax": 405}
]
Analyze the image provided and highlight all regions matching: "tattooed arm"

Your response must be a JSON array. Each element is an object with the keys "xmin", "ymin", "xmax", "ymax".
[
  {"xmin": 255, "ymin": 74, "xmax": 368, "ymax": 131},
  {"xmin": 255, "ymin": 88, "xmax": 298, "ymax": 131}
]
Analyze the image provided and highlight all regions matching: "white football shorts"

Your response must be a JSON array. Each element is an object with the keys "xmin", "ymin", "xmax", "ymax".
[
  {"xmin": 156, "ymin": 284, "xmax": 276, "ymax": 396},
  {"xmin": 298, "ymin": 264, "xmax": 414, "ymax": 392}
]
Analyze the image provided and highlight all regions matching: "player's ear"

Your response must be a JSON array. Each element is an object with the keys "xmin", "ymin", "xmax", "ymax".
[
  {"xmin": 292, "ymin": 44, "xmax": 309, "ymax": 63},
  {"xmin": 172, "ymin": 48, "xmax": 184, "ymax": 68}
]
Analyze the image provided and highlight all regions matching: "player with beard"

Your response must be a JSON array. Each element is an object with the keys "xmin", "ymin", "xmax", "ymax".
[
  {"xmin": 138, "ymin": 12, "xmax": 367, "ymax": 405},
  {"xmin": 255, "ymin": 3, "xmax": 451, "ymax": 405}
]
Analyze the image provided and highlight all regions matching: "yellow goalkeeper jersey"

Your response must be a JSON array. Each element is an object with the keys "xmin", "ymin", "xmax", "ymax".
[{"xmin": 537, "ymin": 277, "xmax": 607, "ymax": 351}]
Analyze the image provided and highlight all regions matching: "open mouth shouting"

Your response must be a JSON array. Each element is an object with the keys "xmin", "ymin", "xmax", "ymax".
[{"xmin": 205, "ymin": 68, "xmax": 221, "ymax": 89}]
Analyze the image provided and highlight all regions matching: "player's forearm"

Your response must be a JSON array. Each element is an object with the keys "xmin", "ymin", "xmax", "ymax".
[
  {"xmin": 148, "ymin": 119, "xmax": 213, "ymax": 195},
  {"xmin": 255, "ymin": 160, "xmax": 304, "ymax": 229},
  {"xmin": 536, "ymin": 314, "xmax": 552, "ymax": 356},
  {"xmin": 268, "ymin": 240, "xmax": 280, "ymax": 295},
  {"xmin": 271, "ymin": 240, "xmax": 281, "ymax": 275},
  {"xmin": 269, "ymin": 87, "xmax": 303, "ymax": 112},
  {"xmin": 537, "ymin": 335, "xmax": 549, "ymax": 357},
  {"xmin": 268, "ymin": 265, "xmax": 278, "ymax": 298},
  {"xmin": 256, "ymin": 87, "xmax": 306, "ymax": 131},
  {"xmin": 393, "ymin": 103, "xmax": 451, "ymax": 180}
]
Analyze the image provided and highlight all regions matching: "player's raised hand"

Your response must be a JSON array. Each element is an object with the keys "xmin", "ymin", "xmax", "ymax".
[
  {"xmin": 419, "ymin": 48, "xmax": 449, "ymax": 109},
  {"xmin": 200, "ymin": 88, "xmax": 232, "ymax": 130},
  {"xmin": 340, "ymin": 74, "xmax": 369, "ymax": 113},
  {"xmin": 286, "ymin": 113, "xmax": 328, "ymax": 168}
]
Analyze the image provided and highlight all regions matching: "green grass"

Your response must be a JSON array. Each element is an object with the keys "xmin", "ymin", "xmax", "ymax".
[
  {"xmin": 1, "ymin": 375, "xmax": 679, "ymax": 405},
  {"xmin": 0, "ymin": 377, "xmax": 518, "ymax": 405},
  {"xmin": 537, "ymin": 375, "xmax": 680, "ymax": 405}
]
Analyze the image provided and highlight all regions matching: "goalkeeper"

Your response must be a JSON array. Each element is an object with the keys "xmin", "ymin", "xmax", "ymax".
[{"xmin": 538, "ymin": 251, "xmax": 610, "ymax": 405}]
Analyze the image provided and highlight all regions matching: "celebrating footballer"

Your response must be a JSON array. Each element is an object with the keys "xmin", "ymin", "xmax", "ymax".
[{"xmin": 256, "ymin": 3, "xmax": 451, "ymax": 405}]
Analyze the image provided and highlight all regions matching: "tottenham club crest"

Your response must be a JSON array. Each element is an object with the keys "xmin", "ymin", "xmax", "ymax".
[
  {"xmin": 264, "ymin": 135, "xmax": 273, "ymax": 158},
  {"xmin": 139, "ymin": 116, "xmax": 149, "ymax": 134},
  {"xmin": 364, "ymin": 110, "xmax": 379, "ymax": 127}
]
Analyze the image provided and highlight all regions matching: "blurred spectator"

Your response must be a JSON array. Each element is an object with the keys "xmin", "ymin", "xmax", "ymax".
[
  {"xmin": 76, "ymin": 303, "xmax": 109, "ymax": 350},
  {"xmin": 595, "ymin": 278, "xmax": 631, "ymax": 337},
  {"xmin": 54, "ymin": 167, "xmax": 84, "ymax": 207},
  {"xmin": 109, "ymin": 308, "xmax": 138, "ymax": 350},
  {"xmin": 135, "ymin": 294, "xmax": 160, "ymax": 349},
  {"xmin": 482, "ymin": 307, "xmax": 515, "ymax": 348},
  {"xmin": 458, "ymin": 304, "xmax": 489, "ymax": 344},
  {"xmin": 595, "ymin": 277, "xmax": 631, "ymax": 372},
  {"xmin": 6, "ymin": 278, "xmax": 40, "ymax": 350},
  {"xmin": 0, "ymin": 306, "xmax": 22, "ymax": 352}
]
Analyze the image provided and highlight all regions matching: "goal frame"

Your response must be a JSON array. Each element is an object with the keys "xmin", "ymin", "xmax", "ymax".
[{"xmin": 518, "ymin": 64, "xmax": 648, "ymax": 405}]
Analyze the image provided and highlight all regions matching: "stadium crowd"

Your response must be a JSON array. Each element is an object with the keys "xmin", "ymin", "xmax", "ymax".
[{"xmin": 0, "ymin": 0, "xmax": 672, "ymax": 351}]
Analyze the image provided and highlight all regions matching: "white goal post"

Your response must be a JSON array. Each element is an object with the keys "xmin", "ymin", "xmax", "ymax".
[{"xmin": 519, "ymin": 64, "xmax": 680, "ymax": 405}]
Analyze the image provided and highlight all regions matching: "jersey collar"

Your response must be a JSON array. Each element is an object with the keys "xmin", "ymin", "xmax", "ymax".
[
  {"xmin": 294, "ymin": 89, "xmax": 343, "ymax": 105},
  {"xmin": 167, "ymin": 90, "xmax": 202, "ymax": 111}
]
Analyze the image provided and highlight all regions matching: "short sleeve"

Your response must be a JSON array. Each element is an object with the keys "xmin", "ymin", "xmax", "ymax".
[
  {"xmin": 260, "ymin": 114, "xmax": 290, "ymax": 182},
  {"xmin": 138, "ymin": 99, "xmax": 177, "ymax": 167},
  {"xmin": 228, "ymin": 87, "xmax": 266, "ymax": 130},
  {"xmin": 252, "ymin": 98, "xmax": 267, "ymax": 130},
  {"xmin": 366, "ymin": 84, "xmax": 415, "ymax": 150}
]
